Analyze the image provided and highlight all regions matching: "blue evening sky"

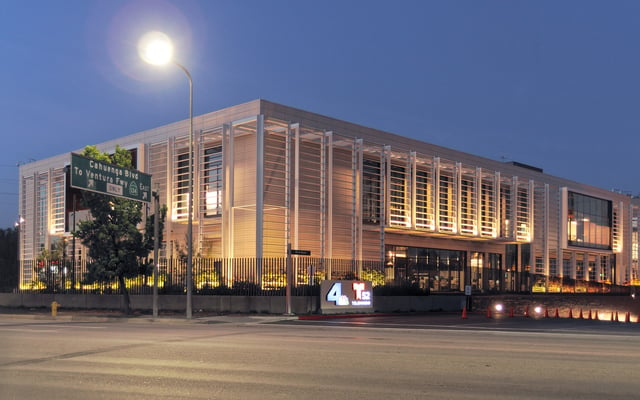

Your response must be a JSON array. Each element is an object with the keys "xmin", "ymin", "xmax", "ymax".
[{"xmin": 1, "ymin": 0, "xmax": 639, "ymax": 228}]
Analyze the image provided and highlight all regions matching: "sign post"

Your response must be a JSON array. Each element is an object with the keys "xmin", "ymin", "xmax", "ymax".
[
  {"xmin": 70, "ymin": 153, "xmax": 152, "ymax": 203},
  {"xmin": 285, "ymin": 247, "xmax": 311, "ymax": 315}
]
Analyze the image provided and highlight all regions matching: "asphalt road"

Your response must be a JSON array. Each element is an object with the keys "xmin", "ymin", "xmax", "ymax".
[{"xmin": 0, "ymin": 313, "xmax": 639, "ymax": 400}]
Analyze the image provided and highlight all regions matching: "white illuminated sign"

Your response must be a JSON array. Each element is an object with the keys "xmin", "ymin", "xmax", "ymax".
[{"xmin": 321, "ymin": 280, "xmax": 374, "ymax": 314}]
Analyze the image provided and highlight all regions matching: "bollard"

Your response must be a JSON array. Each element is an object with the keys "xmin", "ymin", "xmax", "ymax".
[{"xmin": 51, "ymin": 301, "xmax": 60, "ymax": 318}]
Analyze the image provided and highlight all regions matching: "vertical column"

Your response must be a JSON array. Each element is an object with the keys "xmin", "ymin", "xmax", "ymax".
[
  {"xmin": 166, "ymin": 137, "xmax": 175, "ymax": 256},
  {"xmin": 455, "ymin": 162, "xmax": 462, "ymax": 234},
  {"xmin": 222, "ymin": 124, "xmax": 233, "ymax": 286},
  {"xmin": 320, "ymin": 132, "xmax": 326, "ymax": 261},
  {"xmin": 30, "ymin": 172, "xmax": 38, "ymax": 283},
  {"xmin": 194, "ymin": 129, "xmax": 202, "ymax": 256},
  {"xmin": 558, "ymin": 187, "xmax": 567, "ymax": 288},
  {"xmin": 291, "ymin": 123, "xmax": 300, "ymax": 252},
  {"xmin": 285, "ymin": 123, "xmax": 292, "ymax": 252},
  {"xmin": 528, "ymin": 180, "xmax": 535, "ymax": 242},
  {"xmin": 495, "ymin": 172, "xmax": 501, "ymax": 238},
  {"xmin": 285, "ymin": 123, "xmax": 294, "ymax": 290},
  {"xmin": 433, "ymin": 157, "xmax": 440, "ymax": 232},
  {"xmin": 380, "ymin": 146, "xmax": 390, "ymax": 262},
  {"xmin": 511, "ymin": 176, "xmax": 518, "ymax": 240},
  {"xmin": 17, "ymin": 171, "xmax": 24, "ymax": 287},
  {"xmin": 354, "ymin": 139, "xmax": 363, "ymax": 263},
  {"xmin": 46, "ymin": 169, "xmax": 53, "ymax": 252},
  {"xmin": 475, "ymin": 167, "xmax": 481, "ymax": 237},
  {"xmin": 222, "ymin": 124, "xmax": 232, "ymax": 258},
  {"xmin": 543, "ymin": 184, "xmax": 550, "ymax": 290},
  {"xmin": 409, "ymin": 151, "xmax": 417, "ymax": 230},
  {"xmin": 383, "ymin": 146, "xmax": 391, "ymax": 227},
  {"xmin": 528, "ymin": 180, "xmax": 535, "ymax": 271},
  {"xmin": 325, "ymin": 131, "xmax": 333, "ymax": 261},
  {"xmin": 255, "ymin": 115, "xmax": 264, "ymax": 284}
]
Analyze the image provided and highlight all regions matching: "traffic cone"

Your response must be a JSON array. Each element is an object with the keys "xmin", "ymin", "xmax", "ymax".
[
  {"xmin": 611, "ymin": 312, "xmax": 615, "ymax": 321},
  {"xmin": 544, "ymin": 307, "xmax": 550, "ymax": 318},
  {"xmin": 554, "ymin": 308, "xmax": 560, "ymax": 318},
  {"xmin": 509, "ymin": 307, "xmax": 514, "ymax": 318},
  {"xmin": 486, "ymin": 307, "xmax": 492, "ymax": 318},
  {"xmin": 568, "ymin": 308, "xmax": 574, "ymax": 319},
  {"xmin": 461, "ymin": 308, "xmax": 468, "ymax": 319},
  {"xmin": 524, "ymin": 305, "xmax": 529, "ymax": 317},
  {"xmin": 588, "ymin": 310, "xmax": 592, "ymax": 320},
  {"xmin": 594, "ymin": 310, "xmax": 599, "ymax": 320},
  {"xmin": 625, "ymin": 312, "xmax": 630, "ymax": 323},
  {"xmin": 637, "ymin": 313, "xmax": 640, "ymax": 323},
  {"xmin": 579, "ymin": 309, "xmax": 584, "ymax": 319}
]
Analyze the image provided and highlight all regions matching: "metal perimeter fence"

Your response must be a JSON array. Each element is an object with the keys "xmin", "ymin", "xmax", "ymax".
[
  {"xmin": 18, "ymin": 257, "xmax": 387, "ymax": 296},
  {"xmin": 15, "ymin": 257, "xmax": 633, "ymax": 297}
]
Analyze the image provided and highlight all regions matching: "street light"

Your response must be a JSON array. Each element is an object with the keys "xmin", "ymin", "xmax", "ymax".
[{"xmin": 139, "ymin": 31, "xmax": 194, "ymax": 319}]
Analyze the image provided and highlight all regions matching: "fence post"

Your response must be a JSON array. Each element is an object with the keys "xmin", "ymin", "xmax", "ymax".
[{"xmin": 286, "ymin": 244, "xmax": 293, "ymax": 315}]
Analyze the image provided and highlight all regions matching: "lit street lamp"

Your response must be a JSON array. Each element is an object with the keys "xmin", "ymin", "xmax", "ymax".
[{"xmin": 139, "ymin": 31, "xmax": 194, "ymax": 319}]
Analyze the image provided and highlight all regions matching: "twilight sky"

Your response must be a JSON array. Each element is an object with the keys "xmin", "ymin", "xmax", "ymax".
[{"xmin": 2, "ymin": 0, "xmax": 640, "ymax": 228}]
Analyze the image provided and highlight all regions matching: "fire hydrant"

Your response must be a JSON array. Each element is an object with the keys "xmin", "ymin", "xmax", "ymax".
[{"xmin": 51, "ymin": 301, "xmax": 60, "ymax": 318}]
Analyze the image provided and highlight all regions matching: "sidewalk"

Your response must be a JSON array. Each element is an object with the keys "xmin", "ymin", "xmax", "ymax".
[{"xmin": 0, "ymin": 306, "xmax": 298, "ymax": 325}]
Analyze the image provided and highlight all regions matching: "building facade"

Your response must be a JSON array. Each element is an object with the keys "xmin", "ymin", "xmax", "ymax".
[{"xmin": 17, "ymin": 99, "xmax": 640, "ymax": 292}]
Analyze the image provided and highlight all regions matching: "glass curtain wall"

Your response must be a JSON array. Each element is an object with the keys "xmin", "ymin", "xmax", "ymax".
[{"xmin": 385, "ymin": 245, "xmax": 466, "ymax": 292}]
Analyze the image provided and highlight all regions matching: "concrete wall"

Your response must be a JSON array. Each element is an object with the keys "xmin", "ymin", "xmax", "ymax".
[
  {"xmin": 0, "ymin": 293, "xmax": 464, "ymax": 314},
  {"xmin": 4, "ymin": 293, "xmax": 637, "ymax": 317}
]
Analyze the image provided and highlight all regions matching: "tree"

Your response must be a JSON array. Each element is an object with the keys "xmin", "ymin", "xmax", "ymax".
[
  {"xmin": 74, "ymin": 145, "xmax": 165, "ymax": 314},
  {"xmin": 0, "ymin": 227, "xmax": 19, "ymax": 292}
]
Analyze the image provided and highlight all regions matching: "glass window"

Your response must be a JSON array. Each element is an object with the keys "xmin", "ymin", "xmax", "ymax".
[
  {"xmin": 362, "ymin": 159, "xmax": 381, "ymax": 224},
  {"xmin": 204, "ymin": 146, "xmax": 222, "ymax": 217},
  {"xmin": 567, "ymin": 192, "xmax": 612, "ymax": 249},
  {"xmin": 385, "ymin": 245, "xmax": 466, "ymax": 292}
]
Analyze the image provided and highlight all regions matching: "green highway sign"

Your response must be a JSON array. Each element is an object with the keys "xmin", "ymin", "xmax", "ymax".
[{"xmin": 70, "ymin": 153, "xmax": 152, "ymax": 203}]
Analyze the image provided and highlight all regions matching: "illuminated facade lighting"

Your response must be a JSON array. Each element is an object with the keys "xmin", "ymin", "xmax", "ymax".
[{"xmin": 15, "ymin": 100, "xmax": 640, "ymax": 293}]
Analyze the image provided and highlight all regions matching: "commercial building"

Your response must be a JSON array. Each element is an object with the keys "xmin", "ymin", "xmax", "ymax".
[{"xmin": 17, "ymin": 99, "xmax": 640, "ymax": 293}]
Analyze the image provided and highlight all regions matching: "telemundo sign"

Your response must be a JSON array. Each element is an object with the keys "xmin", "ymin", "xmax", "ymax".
[{"xmin": 70, "ymin": 153, "xmax": 152, "ymax": 203}]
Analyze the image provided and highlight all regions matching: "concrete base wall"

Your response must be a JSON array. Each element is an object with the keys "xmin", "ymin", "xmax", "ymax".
[
  {"xmin": 472, "ymin": 294, "xmax": 640, "ymax": 316},
  {"xmin": 4, "ymin": 293, "xmax": 636, "ymax": 316},
  {"xmin": 0, "ymin": 293, "xmax": 464, "ymax": 314},
  {"xmin": 373, "ymin": 295, "xmax": 465, "ymax": 313}
]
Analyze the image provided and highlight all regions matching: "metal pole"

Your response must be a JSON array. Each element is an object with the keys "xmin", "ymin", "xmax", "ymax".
[
  {"xmin": 174, "ymin": 62, "xmax": 194, "ymax": 320},
  {"xmin": 286, "ymin": 243, "xmax": 292, "ymax": 315},
  {"xmin": 72, "ymin": 193, "xmax": 76, "ymax": 290},
  {"xmin": 152, "ymin": 189, "xmax": 160, "ymax": 318}
]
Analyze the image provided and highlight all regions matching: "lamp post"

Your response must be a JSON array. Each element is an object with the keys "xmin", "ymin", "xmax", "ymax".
[{"xmin": 139, "ymin": 31, "xmax": 194, "ymax": 319}]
